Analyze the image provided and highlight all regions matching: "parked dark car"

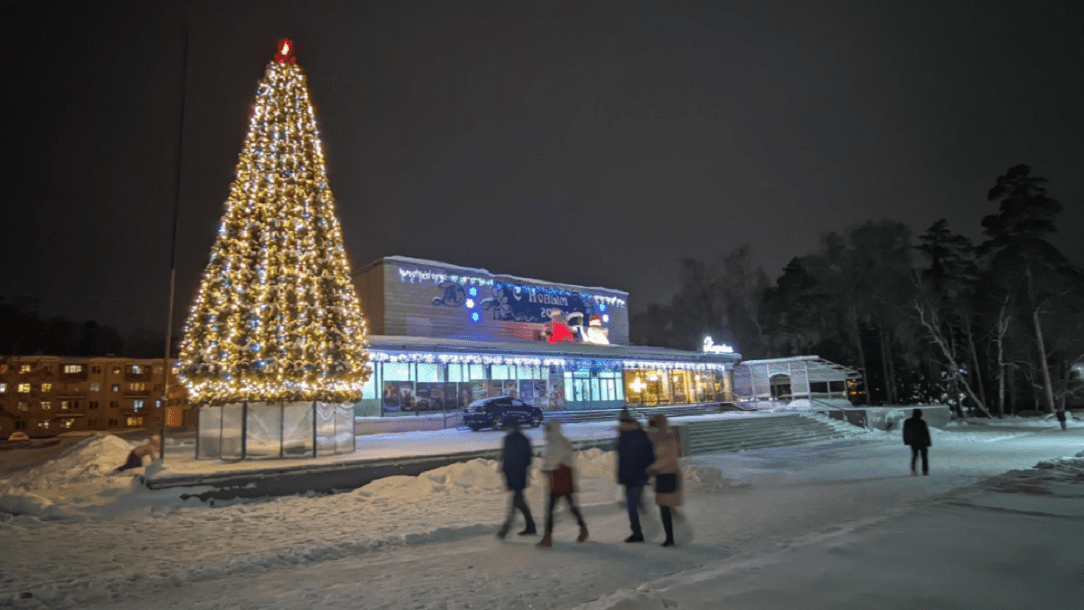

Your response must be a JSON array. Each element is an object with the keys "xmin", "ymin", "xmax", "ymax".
[{"xmin": 463, "ymin": 396, "xmax": 544, "ymax": 431}]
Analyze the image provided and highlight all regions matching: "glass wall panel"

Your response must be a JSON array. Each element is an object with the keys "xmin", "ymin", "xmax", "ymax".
[
  {"xmin": 469, "ymin": 364, "xmax": 486, "ymax": 381},
  {"xmin": 246, "ymin": 403, "xmax": 284, "ymax": 459},
  {"xmin": 197, "ymin": 406, "xmax": 222, "ymax": 459},
  {"xmin": 416, "ymin": 363, "xmax": 441, "ymax": 383},
  {"xmin": 491, "ymin": 365, "xmax": 509, "ymax": 380},
  {"xmin": 315, "ymin": 402, "xmax": 337, "ymax": 456},
  {"xmin": 361, "ymin": 369, "xmax": 377, "ymax": 400},
  {"xmin": 335, "ymin": 404, "xmax": 355, "ymax": 453},
  {"xmin": 220, "ymin": 403, "xmax": 245, "ymax": 459},
  {"xmin": 448, "ymin": 364, "xmax": 464, "ymax": 383},
  {"xmin": 282, "ymin": 402, "xmax": 315, "ymax": 456}
]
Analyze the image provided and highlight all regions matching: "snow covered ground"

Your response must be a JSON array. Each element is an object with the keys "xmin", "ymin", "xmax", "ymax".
[{"xmin": 1, "ymin": 414, "xmax": 1082, "ymax": 610}]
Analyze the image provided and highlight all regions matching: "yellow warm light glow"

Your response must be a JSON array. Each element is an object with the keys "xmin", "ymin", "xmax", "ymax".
[{"xmin": 177, "ymin": 47, "xmax": 371, "ymax": 405}]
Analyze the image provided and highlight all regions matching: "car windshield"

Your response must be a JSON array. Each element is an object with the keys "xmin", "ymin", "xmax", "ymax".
[{"xmin": 468, "ymin": 398, "xmax": 496, "ymax": 409}]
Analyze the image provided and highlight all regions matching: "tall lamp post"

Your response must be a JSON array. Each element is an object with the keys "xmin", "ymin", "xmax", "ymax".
[{"xmin": 160, "ymin": 23, "xmax": 189, "ymax": 462}]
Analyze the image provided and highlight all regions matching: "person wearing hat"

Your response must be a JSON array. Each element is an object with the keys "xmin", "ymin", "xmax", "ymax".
[
  {"xmin": 647, "ymin": 414, "xmax": 682, "ymax": 547},
  {"xmin": 616, "ymin": 409, "xmax": 654, "ymax": 542},
  {"xmin": 497, "ymin": 422, "xmax": 537, "ymax": 539}
]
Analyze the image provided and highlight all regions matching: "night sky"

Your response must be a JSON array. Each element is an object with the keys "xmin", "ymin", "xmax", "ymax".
[{"xmin": 4, "ymin": 0, "xmax": 1083, "ymax": 340}]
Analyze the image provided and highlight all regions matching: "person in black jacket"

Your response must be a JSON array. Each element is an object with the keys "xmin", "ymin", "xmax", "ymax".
[
  {"xmin": 616, "ymin": 409, "xmax": 654, "ymax": 543},
  {"xmin": 498, "ymin": 423, "xmax": 537, "ymax": 538},
  {"xmin": 903, "ymin": 409, "xmax": 932, "ymax": 475}
]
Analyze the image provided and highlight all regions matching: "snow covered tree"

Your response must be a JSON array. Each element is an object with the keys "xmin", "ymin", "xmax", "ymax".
[{"xmin": 178, "ymin": 39, "xmax": 371, "ymax": 406}]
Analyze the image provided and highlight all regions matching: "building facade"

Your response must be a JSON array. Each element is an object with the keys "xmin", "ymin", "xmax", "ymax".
[
  {"xmin": 351, "ymin": 257, "xmax": 742, "ymax": 417},
  {"xmin": 0, "ymin": 356, "xmax": 186, "ymax": 439}
]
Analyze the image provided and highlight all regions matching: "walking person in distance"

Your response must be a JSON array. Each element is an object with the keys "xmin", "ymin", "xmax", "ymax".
[{"xmin": 903, "ymin": 408, "xmax": 932, "ymax": 475}]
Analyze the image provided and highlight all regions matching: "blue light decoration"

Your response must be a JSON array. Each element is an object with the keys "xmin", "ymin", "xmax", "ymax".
[
  {"xmin": 600, "ymin": 303, "xmax": 607, "ymax": 312},
  {"xmin": 471, "ymin": 312, "xmax": 480, "ymax": 322},
  {"xmin": 468, "ymin": 286, "xmax": 478, "ymax": 297}
]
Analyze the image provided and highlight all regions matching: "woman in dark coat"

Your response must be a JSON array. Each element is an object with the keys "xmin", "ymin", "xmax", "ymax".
[
  {"xmin": 498, "ymin": 423, "xmax": 536, "ymax": 538},
  {"xmin": 903, "ymin": 408, "xmax": 932, "ymax": 475}
]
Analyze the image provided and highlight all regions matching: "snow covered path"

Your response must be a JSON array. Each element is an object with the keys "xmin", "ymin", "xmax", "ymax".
[{"xmin": 2, "ymin": 419, "xmax": 1082, "ymax": 609}]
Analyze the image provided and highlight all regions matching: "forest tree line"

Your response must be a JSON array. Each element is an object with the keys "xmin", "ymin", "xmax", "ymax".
[{"xmin": 631, "ymin": 165, "xmax": 1084, "ymax": 416}]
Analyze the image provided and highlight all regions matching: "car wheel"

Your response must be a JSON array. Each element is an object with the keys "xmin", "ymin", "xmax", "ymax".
[
  {"xmin": 469, "ymin": 424, "xmax": 482, "ymax": 432},
  {"xmin": 493, "ymin": 414, "xmax": 505, "ymax": 429},
  {"xmin": 531, "ymin": 413, "xmax": 543, "ymax": 428}
]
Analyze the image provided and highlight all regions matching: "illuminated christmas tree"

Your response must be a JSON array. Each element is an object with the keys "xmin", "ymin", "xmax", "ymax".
[{"xmin": 178, "ymin": 39, "xmax": 371, "ymax": 406}]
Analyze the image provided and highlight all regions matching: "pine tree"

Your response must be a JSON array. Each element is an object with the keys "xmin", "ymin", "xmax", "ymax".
[{"xmin": 178, "ymin": 39, "xmax": 371, "ymax": 406}]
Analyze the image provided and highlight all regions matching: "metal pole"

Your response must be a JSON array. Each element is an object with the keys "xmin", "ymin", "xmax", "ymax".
[{"xmin": 160, "ymin": 23, "xmax": 189, "ymax": 462}]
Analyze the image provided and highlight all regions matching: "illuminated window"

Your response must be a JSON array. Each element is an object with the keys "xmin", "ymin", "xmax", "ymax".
[
  {"xmin": 18, "ymin": 383, "xmax": 30, "ymax": 393},
  {"xmin": 90, "ymin": 383, "xmax": 100, "ymax": 392},
  {"xmin": 41, "ymin": 383, "xmax": 52, "ymax": 392},
  {"xmin": 133, "ymin": 400, "xmax": 144, "ymax": 411},
  {"xmin": 130, "ymin": 382, "xmax": 146, "ymax": 391},
  {"xmin": 0, "ymin": 364, "xmax": 6, "ymax": 373},
  {"xmin": 20, "ymin": 365, "xmax": 31, "ymax": 374},
  {"xmin": 112, "ymin": 384, "xmax": 119, "ymax": 392},
  {"xmin": 60, "ymin": 401, "xmax": 70, "ymax": 410},
  {"xmin": 60, "ymin": 419, "xmax": 74, "ymax": 429},
  {"xmin": 113, "ymin": 367, "xmax": 121, "ymax": 375},
  {"xmin": 0, "ymin": 383, "xmax": 5, "ymax": 393},
  {"xmin": 38, "ymin": 421, "xmax": 50, "ymax": 429},
  {"xmin": 130, "ymin": 365, "xmax": 144, "ymax": 375},
  {"xmin": 41, "ymin": 401, "xmax": 51, "ymax": 410},
  {"xmin": 64, "ymin": 364, "xmax": 84, "ymax": 374},
  {"xmin": 17, "ymin": 402, "xmax": 28, "ymax": 411},
  {"xmin": 126, "ymin": 417, "xmax": 143, "ymax": 427}
]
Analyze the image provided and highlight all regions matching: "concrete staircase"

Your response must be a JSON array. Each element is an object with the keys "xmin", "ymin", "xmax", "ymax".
[
  {"xmin": 679, "ymin": 412, "xmax": 863, "ymax": 456},
  {"xmin": 546, "ymin": 403, "xmax": 738, "ymax": 426}
]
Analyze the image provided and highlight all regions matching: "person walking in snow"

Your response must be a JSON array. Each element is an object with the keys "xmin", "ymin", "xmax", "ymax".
[
  {"xmin": 903, "ymin": 408, "xmax": 932, "ymax": 475},
  {"xmin": 498, "ymin": 423, "xmax": 537, "ymax": 539},
  {"xmin": 1056, "ymin": 408, "xmax": 1068, "ymax": 431},
  {"xmin": 115, "ymin": 434, "xmax": 160, "ymax": 472},
  {"xmin": 647, "ymin": 415, "xmax": 683, "ymax": 547},
  {"xmin": 537, "ymin": 419, "xmax": 588, "ymax": 548},
  {"xmin": 617, "ymin": 409, "xmax": 654, "ymax": 543}
]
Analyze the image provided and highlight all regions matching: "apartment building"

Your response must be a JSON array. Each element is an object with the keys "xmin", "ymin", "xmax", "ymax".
[{"xmin": 0, "ymin": 356, "xmax": 188, "ymax": 438}]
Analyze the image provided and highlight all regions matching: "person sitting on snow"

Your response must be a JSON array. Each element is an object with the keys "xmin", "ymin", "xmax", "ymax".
[{"xmin": 115, "ymin": 434, "xmax": 160, "ymax": 472}]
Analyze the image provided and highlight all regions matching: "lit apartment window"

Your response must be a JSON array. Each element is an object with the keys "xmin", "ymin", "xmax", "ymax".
[
  {"xmin": 20, "ymin": 365, "xmax": 31, "ymax": 373},
  {"xmin": 41, "ymin": 383, "xmax": 52, "ymax": 392},
  {"xmin": 17, "ymin": 402, "xmax": 29, "ymax": 411},
  {"xmin": 60, "ymin": 401, "xmax": 69, "ymax": 410},
  {"xmin": 112, "ymin": 384, "xmax": 119, "ymax": 392},
  {"xmin": 154, "ymin": 366, "xmax": 162, "ymax": 374},
  {"xmin": 38, "ymin": 421, "xmax": 50, "ymax": 429},
  {"xmin": 126, "ymin": 417, "xmax": 143, "ymax": 427},
  {"xmin": 41, "ymin": 401, "xmax": 51, "ymax": 410},
  {"xmin": 130, "ymin": 365, "xmax": 144, "ymax": 375},
  {"xmin": 133, "ymin": 400, "xmax": 144, "ymax": 411},
  {"xmin": 60, "ymin": 419, "xmax": 74, "ymax": 429},
  {"xmin": 17, "ymin": 383, "xmax": 30, "ymax": 393},
  {"xmin": 90, "ymin": 383, "xmax": 100, "ymax": 392},
  {"xmin": 0, "ymin": 364, "xmax": 6, "ymax": 373},
  {"xmin": 130, "ymin": 382, "xmax": 146, "ymax": 391},
  {"xmin": 113, "ymin": 367, "xmax": 122, "ymax": 375},
  {"xmin": 64, "ymin": 364, "xmax": 84, "ymax": 374},
  {"xmin": 0, "ymin": 383, "xmax": 5, "ymax": 393}
]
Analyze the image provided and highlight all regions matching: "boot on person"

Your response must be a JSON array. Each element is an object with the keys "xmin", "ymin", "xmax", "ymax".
[
  {"xmin": 537, "ymin": 532, "xmax": 553, "ymax": 548},
  {"xmin": 577, "ymin": 524, "xmax": 589, "ymax": 543},
  {"xmin": 517, "ymin": 524, "xmax": 537, "ymax": 536}
]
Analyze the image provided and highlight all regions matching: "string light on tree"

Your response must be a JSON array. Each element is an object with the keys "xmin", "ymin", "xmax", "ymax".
[{"xmin": 178, "ymin": 39, "xmax": 371, "ymax": 405}]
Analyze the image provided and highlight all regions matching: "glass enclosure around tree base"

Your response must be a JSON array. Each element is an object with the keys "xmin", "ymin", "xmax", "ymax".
[{"xmin": 197, "ymin": 401, "xmax": 355, "ymax": 460}]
